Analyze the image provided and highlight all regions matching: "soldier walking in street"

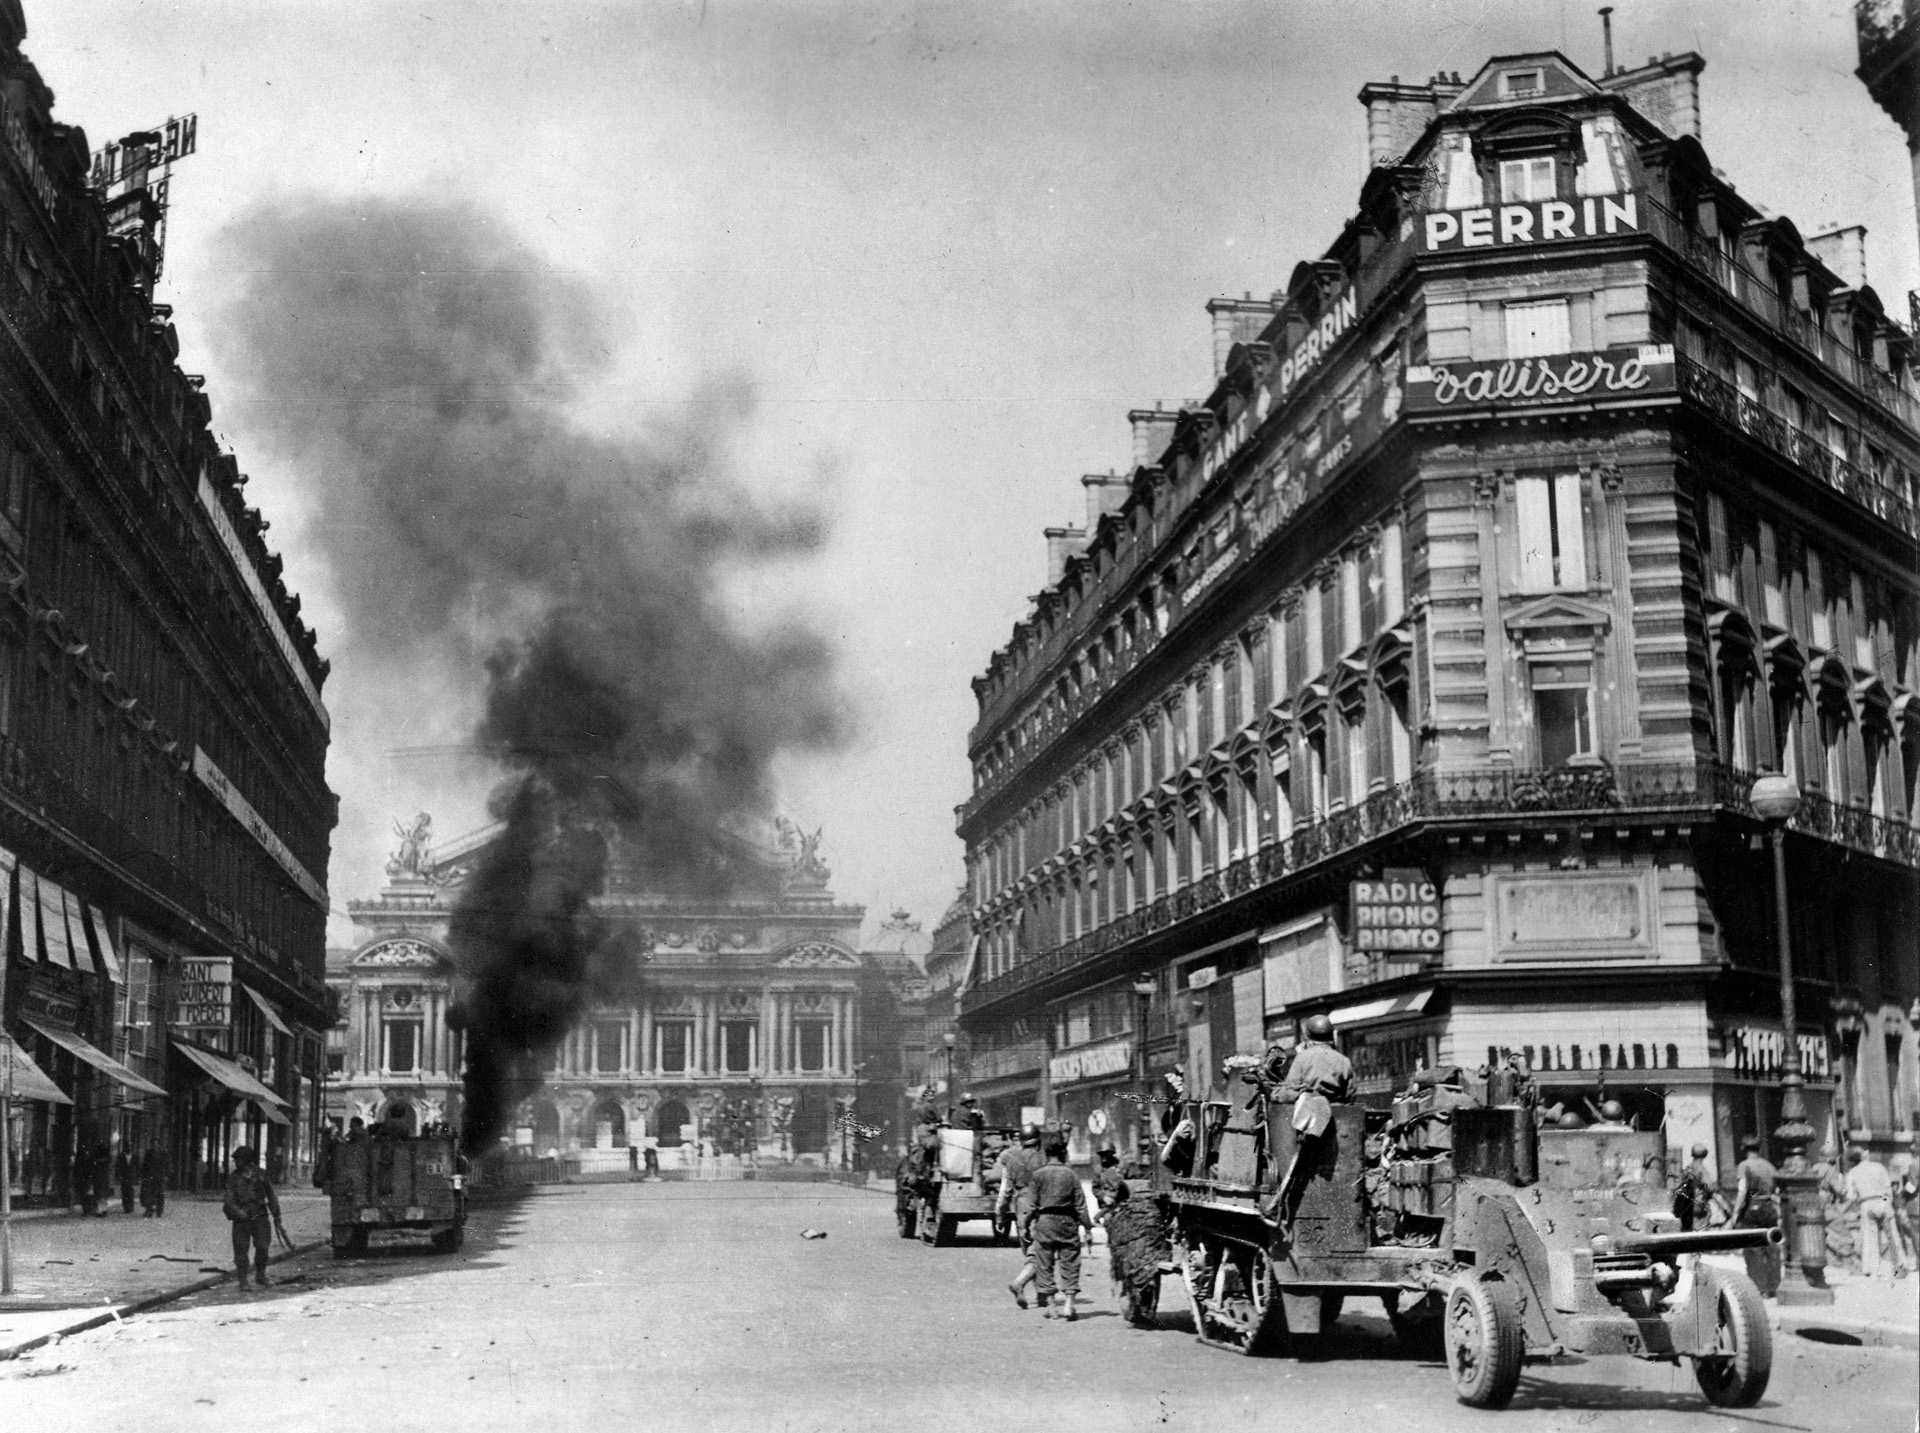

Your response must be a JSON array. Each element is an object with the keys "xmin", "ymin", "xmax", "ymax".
[
  {"xmin": 224, "ymin": 1145, "xmax": 283, "ymax": 1291},
  {"xmin": 996, "ymin": 1126, "xmax": 1044, "ymax": 1308},
  {"xmin": 1027, "ymin": 1134, "xmax": 1093, "ymax": 1320},
  {"xmin": 1728, "ymin": 1135, "xmax": 1781, "ymax": 1299}
]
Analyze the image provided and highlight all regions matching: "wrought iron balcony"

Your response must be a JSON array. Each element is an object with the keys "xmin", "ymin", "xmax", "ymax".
[{"xmin": 960, "ymin": 757, "xmax": 1918, "ymax": 1014}]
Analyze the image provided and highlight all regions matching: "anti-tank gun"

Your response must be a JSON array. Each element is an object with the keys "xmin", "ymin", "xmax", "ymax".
[{"xmin": 1153, "ymin": 1061, "xmax": 1778, "ymax": 1410}]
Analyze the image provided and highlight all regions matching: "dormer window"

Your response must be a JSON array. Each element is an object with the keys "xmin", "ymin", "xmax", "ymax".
[
  {"xmin": 1498, "ymin": 156, "xmax": 1556, "ymax": 202},
  {"xmin": 1499, "ymin": 69, "xmax": 1544, "ymax": 100}
]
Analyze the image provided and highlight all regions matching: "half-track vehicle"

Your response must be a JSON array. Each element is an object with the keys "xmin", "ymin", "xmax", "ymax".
[
  {"xmin": 1154, "ymin": 1068, "xmax": 1779, "ymax": 1410},
  {"xmin": 897, "ymin": 1125, "xmax": 1017, "ymax": 1246},
  {"xmin": 320, "ymin": 1133, "xmax": 468, "ymax": 1257}
]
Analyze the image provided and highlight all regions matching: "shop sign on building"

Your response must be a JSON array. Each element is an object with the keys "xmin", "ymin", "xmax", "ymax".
[
  {"xmin": 1421, "ymin": 193, "xmax": 1642, "ymax": 251},
  {"xmin": 1405, "ymin": 345, "xmax": 1674, "ymax": 413},
  {"xmin": 1345, "ymin": 1023, "xmax": 1441, "ymax": 1096},
  {"xmin": 1351, "ymin": 869, "xmax": 1442, "ymax": 952},
  {"xmin": 172, "ymin": 957, "xmax": 233, "ymax": 1035},
  {"xmin": 1725, "ymin": 1024, "xmax": 1832, "ymax": 1080},
  {"xmin": 1048, "ymin": 1036, "xmax": 1135, "ymax": 1086}
]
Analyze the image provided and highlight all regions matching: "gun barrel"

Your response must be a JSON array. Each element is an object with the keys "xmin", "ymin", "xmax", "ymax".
[{"xmin": 1613, "ymin": 1226, "xmax": 1783, "ymax": 1256}]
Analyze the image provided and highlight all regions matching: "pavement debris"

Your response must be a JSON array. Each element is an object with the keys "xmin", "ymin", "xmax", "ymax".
[{"xmin": 800, "ymin": 1228, "xmax": 828, "ymax": 1239}]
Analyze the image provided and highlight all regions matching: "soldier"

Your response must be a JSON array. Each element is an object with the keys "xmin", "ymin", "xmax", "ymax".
[
  {"xmin": 997, "ymin": 1126, "xmax": 1045, "ymax": 1308},
  {"xmin": 1027, "ymin": 1135, "xmax": 1093, "ymax": 1320},
  {"xmin": 1091, "ymin": 1143, "xmax": 1128, "ymax": 1212},
  {"xmin": 1728, "ymin": 1135, "xmax": 1781, "ymax": 1299},
  {"xmin": 1268, "ymin": 1014, "xmax": 1354, "ymax": 1231},
  {"xmin": 1672, "ymin": 1143, "xmax": 1722, "ymax": 1232},
  {"xmin": 223, "ymin": 1145, "xmax": 283, "ymax": 1292},
  {"xmin": 955, "ymin": 1093, "xmax": 986, "ymax": 1134}
]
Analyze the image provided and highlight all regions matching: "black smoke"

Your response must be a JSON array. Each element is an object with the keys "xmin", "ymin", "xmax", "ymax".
[{"xmin": 215, "ymin": 198, "xmax": 847, "ymax": 1150}]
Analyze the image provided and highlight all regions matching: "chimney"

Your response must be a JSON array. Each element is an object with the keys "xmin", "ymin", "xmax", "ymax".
[
  {"xmin": 1356, "ymin": 78, "xmax": 1440, "ymax": 169},
  {"xmin": 1204, "ymin": 296, "xmax": 1280, "ymax": 378},
  {"xmin": 1128, "ymin": 406, "xmax": 1179, "ymax": 468},
  {"xmin": 1598, "ymin": 52, "xmax": 1705, "ymax": 142},
  {"xmin": 1082, "ymin": 472, "xmax": 1130, "ymax": 532},
  {"xmin": 1599, "ymin": 6, "xmax": 1616, "ymax": 75},
  {"xmin": 1806, "ymin": 226, "xmax": 1868, "ymax": 290},
  {"xmin": 1043, "ymin": 526, "xmax": 1088, "ymax": 586}
]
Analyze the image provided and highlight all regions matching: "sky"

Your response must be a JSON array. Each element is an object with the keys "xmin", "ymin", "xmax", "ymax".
[{"xmin": 25, "ymin": 0, "xmax": 1918, "ymax": 949}]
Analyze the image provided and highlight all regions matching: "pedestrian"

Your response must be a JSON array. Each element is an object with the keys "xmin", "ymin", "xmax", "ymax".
[
  {"xmin": 346, "ymin": 1116, "xmax": 367, "ymax": 1143},
  {"xmin": 1843, "ymin": 1148, "xmax": 1908, "ymax": 1281},
  {"xmin": 997, "ymin": 1125, "xmax": 1045, "ymax": 1309},
  {"xmin": 1891, "ymin": 1153, "xmax": 1919, "ymax": 1273},
  {"xmin": 643, "ymin": 1142, "xmax": 660, "ymax": 1179},
  {"xmin": 50, "ymin": 1140, "xmax": 71, "ymax": 1208},
  {"xmin": 1728, "ymin": 1135, "xmax": 1781, "ymax": 1299},
  {"xmin": 223, "ymin": 1145, "xmax": 282, "ymax": 1292},
  {"xmin": 76, "ymin": 1139, "xmax": 101, "ymax": 1217},
  {"xmin": 1672, "ymin": 1143, "xmax": 1722, "ymax": 1232},
  {"xmin": 140, "ymin": 1141, "xmax": 167, "ymax": 1217},
  {"xmin": 1091, "ymin": 1143, "xmax": 1128, "ymax": 1213},
  {"xmin": 1809, "ymin": 1146, "xmax": 1855, "ymax": 1270},
  {"xmin": 115, "ymin": 1144, "xmax": 135, "ymax": 1214},
  {"xmin": 1026, "ymin": 1134, "xmax": 1093, "ymax": 1320}
]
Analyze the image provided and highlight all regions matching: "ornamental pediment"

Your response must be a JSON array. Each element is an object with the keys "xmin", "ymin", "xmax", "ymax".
[
  {"xmin": 1503, "ymin": 594, "xmax": 1612, "ymax": 640},
  {"xmin": 353, "ymin": 937, "xmax": 444, "ymax": 969},
  {"xmin": 773, "ymin": 941, "xmax": 860, "ymax": 969}
]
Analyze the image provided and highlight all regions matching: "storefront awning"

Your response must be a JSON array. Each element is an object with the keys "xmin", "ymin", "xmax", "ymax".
[
  {"xmin": 243, "ymin": 986, "xmax": 293, "ymax": 1036},
  {"xmin": 20, "ymin": 1016, "xmax": 167, "ymax": 1097},
  {"xmin": 1328, "ymin": 987, "xmax": 1435, "ymax": 1029},
  {"xmin": 171, "ymin": 1041, "xmax": 288, "ymax": 1107},
  {"xmin": 250, "ymin": 1098, "xmax": 292, "ymax": 1127},
  {"xmin": 5, "ymin": 1038, "xmax": 72, "ymax": 1104}
]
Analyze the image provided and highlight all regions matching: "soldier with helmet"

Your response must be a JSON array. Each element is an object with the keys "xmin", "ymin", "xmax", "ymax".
[{"xmin": 1268, "ymin": 1014, "xmax": 1355, "ymax": 1232}]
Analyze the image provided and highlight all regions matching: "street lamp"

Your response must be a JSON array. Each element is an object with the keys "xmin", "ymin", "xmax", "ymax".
[
  {"xmin": 1131, "ymin": 975, "xmax": 1157, "ymax": 1161},
  {"xmin": 1749, "ymin": 772, "xmax": 1832, "ymax": 1306}
]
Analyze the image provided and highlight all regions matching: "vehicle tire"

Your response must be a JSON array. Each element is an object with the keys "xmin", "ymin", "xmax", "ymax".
[
  {"xmin": 1321, "ymin": 1293, "xmax": 1344, "ymax": 1329},
  {"xmin": 1693, "ymin": 1272, "xmax": 1772, "ymax": 1409},
  {"xmin": 334, "ymin": 1229, "xmax": 368, "ymax": 1260},
  {"xmin": 1384, "ymin": 1291, "xmax": 1445, "ymax": 1357},
  {"xmin": 933, "ymin": 1215, "xmax": 958, "ymax": 1248},
  {"xmin": 1444, "ymin": 1274, "xmax": 1525, "ymax": 1410},
  {"xmin": 896, "ymin": 1205, "xmax": 918, "ymax": 1240}
]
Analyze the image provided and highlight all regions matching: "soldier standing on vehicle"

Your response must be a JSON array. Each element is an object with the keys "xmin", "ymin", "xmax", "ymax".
[
  {"xmin": 1728, "ymin": 1135, "xmax": 1781, "ymax": 1299},
  {"xmin": 224, "ymin": 1145, "xmax": 283, "ymax": 1292},
  {"xmin": 998, "ymin": 1126, "xmax": 1044, "ymax": 1309},
  {"xmin": 1267, "ymin": 1015, "xmax": 1355, "ymax": 1231},
  {"xmin": 1027, "ymin": 1134, "xmax": 1093, "ymax": 1320}
]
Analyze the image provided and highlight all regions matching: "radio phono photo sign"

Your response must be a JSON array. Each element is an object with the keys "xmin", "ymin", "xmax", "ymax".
[{"xmin": 1351, "ymin": 868, "xmax": 1442, "ymax": 953}]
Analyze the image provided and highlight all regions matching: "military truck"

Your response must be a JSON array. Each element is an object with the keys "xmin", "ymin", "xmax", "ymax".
[
  {"xmin": 320, "ymin": 1133, "xmax": 468, "ymax": 1257},
  {"xmin": 897, "ymin": 1126, "xmax": 1017, "ymax": 1247},
  {"xmin": 1155, "ymin": 1069, "xmax": 1778, "ymax": 1410}
]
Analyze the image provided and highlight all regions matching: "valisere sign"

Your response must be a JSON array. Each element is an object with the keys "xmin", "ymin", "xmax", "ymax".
[{"xmin": 1405, "ymin": 345, "xmax": 1674, "ymax": 414}]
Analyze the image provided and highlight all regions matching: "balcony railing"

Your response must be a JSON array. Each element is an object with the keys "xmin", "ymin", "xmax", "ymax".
[
  {"xmin": 1675, "ymin": 356, "xmax": 1918, "ymax": 537},
  {"xmin": 960, "ymin": 757, "xmax": 1919, "ymax": 1013}
]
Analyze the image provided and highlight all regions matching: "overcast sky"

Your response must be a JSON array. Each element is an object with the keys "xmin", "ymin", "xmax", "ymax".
[{"xmin": 28, "ymin": 0, "xmax": 1918, "ymax": 948}]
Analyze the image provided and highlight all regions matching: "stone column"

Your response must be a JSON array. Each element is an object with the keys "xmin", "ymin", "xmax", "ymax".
[
  {"xmin": 628, "ymin": 1008, "xmax": 641, "ymax": 1077},
  {"xmin": 758, "ymin": 992, "xmax": 774, "ymax": 1077},
  {"xmin": 640, "ymin": 999, "xmax": 653, "ymax": 1075}
]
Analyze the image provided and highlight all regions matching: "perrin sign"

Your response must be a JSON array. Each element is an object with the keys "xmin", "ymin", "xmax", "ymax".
[
  {"xmin": 1423, "ymin": 193, "xmax": 1641, "ymax": 252},
  {"xmin": 1351, "ymin": 869, "xmax": 1442, "ymax": 953}
]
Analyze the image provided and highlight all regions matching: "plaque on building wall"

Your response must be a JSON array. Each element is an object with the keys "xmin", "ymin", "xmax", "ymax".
[
  {"xmin": 1491, "ymin": 871, "xmax": 1655, "ymax": 959},
  {"xmin": 172, "ymin": 957, "xmax": 233, "ymax": 1034}
]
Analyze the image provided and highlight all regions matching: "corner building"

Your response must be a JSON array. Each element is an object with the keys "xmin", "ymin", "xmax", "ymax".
[
  {"xmin": 957, "ymin": 50, "xmax": 1920, "ymax": 1180},
  {"xmin": 0, "ymin": 0, "xmax": 335, "ymax": 1199}
]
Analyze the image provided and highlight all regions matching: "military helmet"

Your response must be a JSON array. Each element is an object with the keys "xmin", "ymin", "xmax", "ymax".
[
  {"xmin": 1598, "ymin": 1099, "xmax": 1626, "ymax": 1122},
  {"xmin": 1691, "ymin": 1142, "xmax": 1709, "ymax": 1158},
  {"xmin": 1302, "ymin": 1013, "xmax": 1335, "ymax": 1042},
  {"xmin": 1557, "ymin": 1110, "xmax": 1588, "ymax": 1129},
  {"xmin": 1020, "ymin": 1124, "xmax": 1042, "ymax": 1146}
]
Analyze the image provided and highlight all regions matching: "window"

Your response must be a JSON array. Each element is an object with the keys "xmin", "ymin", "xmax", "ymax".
[
  {"xmin": 721, "ymin": 1020, "xmax": 755, "ymax": 1074},
  {"xmin": 326, "ymin": 1051, "xmax": 345, "ymax": 1077},
  {"xmin": 1532, "ymin": 663, "xmax": 1595, "ymax": 766},
  {"xmin": 1758, "ymin": 521, "xmax": 1786, "ymax": 627},
  {"xmin": 119, "ymin": 945, "xmax": 156, "ymax": 1059},
  {"xmin": 1499, "ymin": 69, "xmax": 1545, "ymax": 100},
  {"xmin": 657, "ymin": 1022, "xmax": 691, "ymax": 1074},
  {"xmin": 385, "ymin": 1020, "xmax": 418, "ymax": 1074},
  {"xmin": 593, "ymin": 1019, "xmax": 626, "ymax": 1074},
  {"xmin": 1504, "ymin": 298, "xmax": 1570, "ymax": 357},
  {"xmin": 1498, "ymin": 156, "xmax": 1554, "ymax": 201},
  {"xmin": 796, "ymin": 1021, "xmax": 829, "ymax": 1072},
  {"xmin": 1515, "ymin": 475, "xmax": 1588, "ymax": 591}
]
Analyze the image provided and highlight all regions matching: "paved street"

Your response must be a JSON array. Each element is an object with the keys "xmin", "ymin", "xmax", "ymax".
[{"xmin": 1, "ymin": 1182, "xmax": 1912, "ymax": 1433}]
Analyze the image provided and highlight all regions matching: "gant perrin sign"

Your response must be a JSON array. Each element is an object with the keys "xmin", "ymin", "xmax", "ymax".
[{"xmin": 1423, "ymin": 193, "xmax": 1641, "ymax": 252}]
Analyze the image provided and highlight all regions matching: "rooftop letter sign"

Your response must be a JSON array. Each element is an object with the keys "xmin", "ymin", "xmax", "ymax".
[{"xmin": 1423, "ymin": 193, "xmax": 1641, "ymax": 252}]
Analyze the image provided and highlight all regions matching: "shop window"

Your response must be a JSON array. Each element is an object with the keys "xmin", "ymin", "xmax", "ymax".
[
  {"xmin": 657, "ymin": 1022, "xmax": 691, "ymax": 1074},
  {"xmin": 1515, "ymin": 475, "xmax": 1587, "ymax": 592},
  {"xmin": 721, "ymin": 1020, "xmax": 755, "ymax": 1074},
  {"xmin": 1531, "ymin": 661, "xmax": 1595, "ymax": 767},
  {"xmin": 1504, "ymin": 298, "xmax": 1571, "ymax": 357},
  {"xmin": 796, "ymin": 1021, "xmax": 829, "ymax": 1072}
]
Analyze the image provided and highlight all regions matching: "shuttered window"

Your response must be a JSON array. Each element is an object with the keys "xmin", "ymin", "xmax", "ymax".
[
  {"xmin": 1516, "ymin": 475, "xmax": 1588, "ymax": 592},
  {"xmin": 1504, "ymin": 298, "xmax": 1571, "ymax": 357}
]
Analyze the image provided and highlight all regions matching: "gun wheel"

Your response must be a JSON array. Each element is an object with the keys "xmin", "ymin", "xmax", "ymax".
[
  {"xmin": 1693, "ymin": 1273, "xmax": 1772, "ymax": 1408},
  {"xmin": 1444, "ymin": 1273, "xmax": 1524, "ymax": 1409}
]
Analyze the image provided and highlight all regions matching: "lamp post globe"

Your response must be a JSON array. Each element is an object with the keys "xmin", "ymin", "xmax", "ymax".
[{"xmin": 1749, "ymin": 772, "xmax": 1802, "ymax": 825}]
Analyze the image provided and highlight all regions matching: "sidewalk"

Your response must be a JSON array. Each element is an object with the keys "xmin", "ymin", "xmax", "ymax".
[
  {"xmin": 1774, "ymin": 1267, "xmax": 1920, "ymax": 1350},
  {"xmin": 0, "ymin": 1189, "xmax": 330, "ymax": 1359}
]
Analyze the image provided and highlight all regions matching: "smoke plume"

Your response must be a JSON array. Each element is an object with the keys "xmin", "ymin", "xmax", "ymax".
[{"xmin": 215, "ymin": 198, "xmax": 847, "ymax": 1149}]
